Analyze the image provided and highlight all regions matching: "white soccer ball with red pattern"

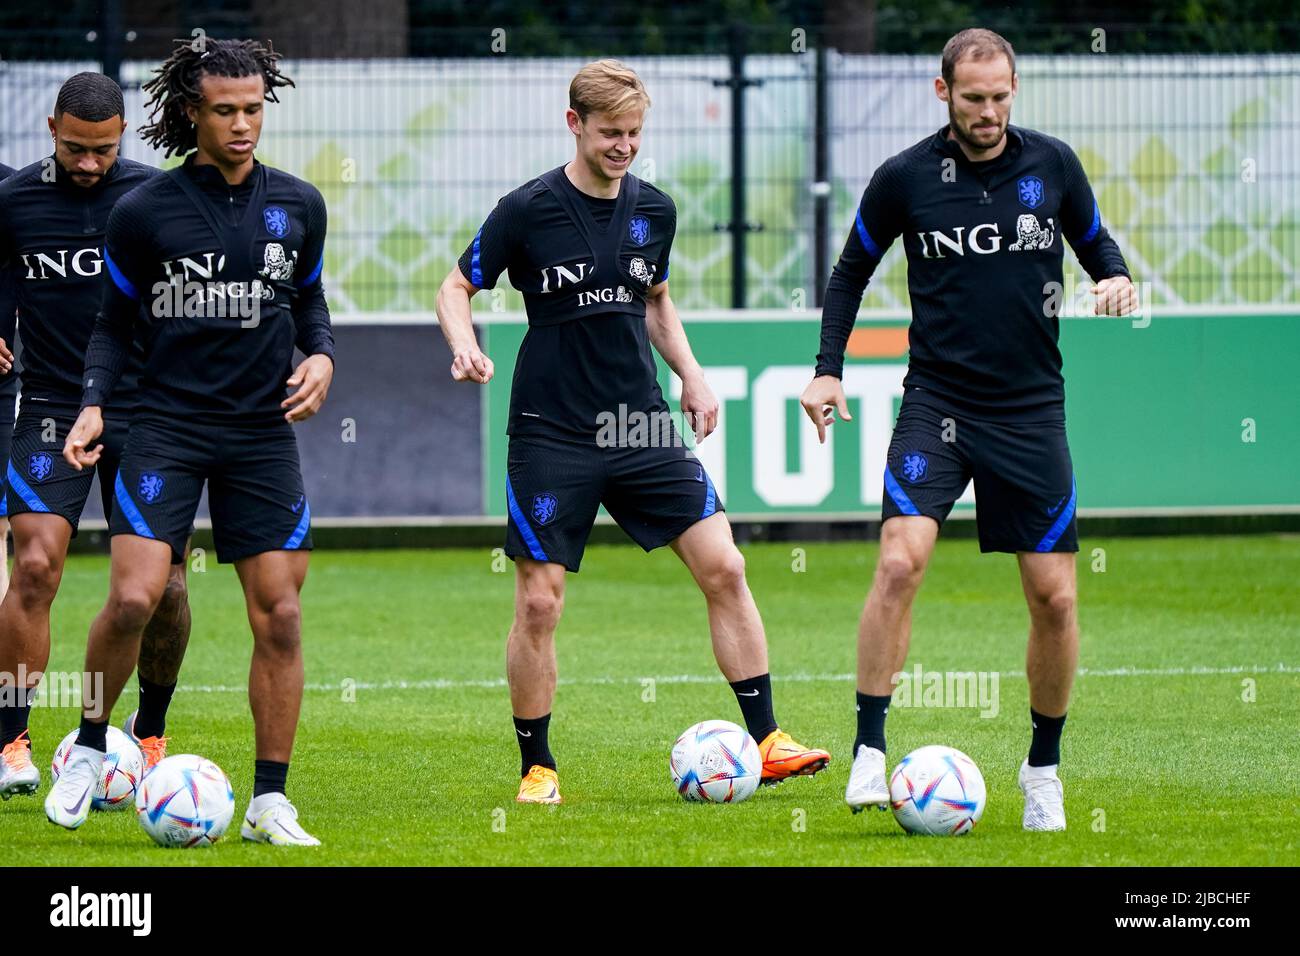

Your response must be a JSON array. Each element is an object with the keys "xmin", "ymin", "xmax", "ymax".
[
  {"xmin": 889, "ymin": 744, "xmax": 986, "ymax": 835},
  {"xmin": 135, "ymin": 754, "xmax": 235, "ymax": 848},
  {"xmin": 51, "ymin": 727, "xmax": 144, "ymax": 811},
  {"xmin": 670, "ymin": 720, "xmax": 762, "ymax": 803}
]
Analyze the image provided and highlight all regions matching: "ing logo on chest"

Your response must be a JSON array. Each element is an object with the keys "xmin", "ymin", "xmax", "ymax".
[
  {"xmin": 915, "ymin": 215, "xmax": 1055, "ymax": 258},
  {"xmin": 538, "ymin": 260, "xmax": 591, "ymax": 292},
  {"xmin": 20, "ymin": 248, "xmax": 103, "ymax": 279}
]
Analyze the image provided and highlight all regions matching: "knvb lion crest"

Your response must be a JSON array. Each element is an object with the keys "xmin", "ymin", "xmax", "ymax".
[
  {"xmin": 259, "ymin": 242, "xmax": 298, "ymax": 282},
  {"xmin": 628, "ymin": 215, "xmax": 650, "ymax": 246},
  {"xmin": 28, "ymin": 453, "xmax": 53, "ymax": 482},
  {"xmin": 902, "ymin": 452, "xmax": 928, "ymax": 483},
  {"xmin": 628, "ymin": 256, "xmax": 654, "ymax": 286},
  {"xmin": 532, "ymin": 493, "xmax": 558, "ymax": 526},
  {"xmin": 263, "ymin": 205, "xmax": 290, "ymax": 238},
  {"xmin": 1009, "ymin": 214, "xmax": 1055, "ymax": 251},
  {"xmin": 139, "ymin": 473, "xmax": 165, "ymax": 504},
  {"xmin": 1017, "ymin": 176, "xmax": 1045, "ymax": 209}
]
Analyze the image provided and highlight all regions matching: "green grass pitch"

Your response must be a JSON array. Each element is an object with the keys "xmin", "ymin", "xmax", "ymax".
[{"xmin": 5, "ymin": 535, "xmax": 1297, "ymax": 866}]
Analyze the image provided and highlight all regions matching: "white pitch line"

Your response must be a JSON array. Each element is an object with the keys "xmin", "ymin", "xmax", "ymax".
[{"xmin": 171, "ymin": 663, "xmax": 1299, "ymax": 694}]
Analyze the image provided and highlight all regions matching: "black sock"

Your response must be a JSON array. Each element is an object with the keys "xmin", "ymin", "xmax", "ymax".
[
  {"xmin": 75, "ymin": 718, "xmax": 108, "ymax": 753},
  {"xmin": 254, "ymin": 759, "xmax": 289, "ymax": 798},
  {"xmin": 0, "ymin": 685, "xmax": 35, "ymax": 748},
  {"xmin": 134, "ymin": 675, "xmax": 175, "ymax": 739},
  {"xmin": 854, "ymin": 691, "xmax": 892, "ymax": 754},
  {"xmin": 513, "ymin": 714, "xmax": 555, "ymax": 777},
  {"xmin": 1028, "ymin": 708, "xmax": 1066, "ymax": 767},
  {"xmin": 729, "ymin": 673, "xmax": 778, "ymax": 743}
]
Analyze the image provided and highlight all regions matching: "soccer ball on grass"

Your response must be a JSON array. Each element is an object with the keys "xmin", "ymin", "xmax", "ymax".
[
  {"xmin": 670, "ymin": 720, "xmax": 762, "ymax": 804},
  {"xmin": 888, "ymin": 744, "xmax": 986, "ymax": 835}
]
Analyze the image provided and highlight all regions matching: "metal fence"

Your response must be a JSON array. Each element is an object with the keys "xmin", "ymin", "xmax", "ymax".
[
  {"xmin": 1, "ymin": 25, "xmax": 1297, "ymax": 522},
  {"xmin": 5, "ymin": 36, "xmax": 1296, "ymax": 312}
]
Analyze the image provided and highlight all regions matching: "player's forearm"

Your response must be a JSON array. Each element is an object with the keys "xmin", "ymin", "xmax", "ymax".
[
  {"xmin": 1075, "ymin": 234, "xmax": 1131, "ymax": 285},
  {"xmin": 435, "ymin": 276, "xmax": 482, "ymax": 354},
  {"xmin": 1060, "ymin": 146, "xmax": 1131, "ymax": 285},
  {"xmin": 815, "ymin": 269, "xmax": 869, "ymax": 380},
  {"xmin": 645, "ymin": 291, "xmax": 703, "ymax": 382},
  {"xmin": 0, "ymin": 273, "xmax": 16, "ymax": 347},
  {"xmin": 81, "ymin": 291, "xmax": 134, "ymax": 408},
  {"xmin": 292, "ymin": 285, "xmax": 336, "ymax": 361}
]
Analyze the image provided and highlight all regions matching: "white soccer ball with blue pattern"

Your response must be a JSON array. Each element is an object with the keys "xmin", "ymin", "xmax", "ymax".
[
  {"xmin": 670, "ymin": 720, "xmax": 762, "ymax": 803},
  {"xmin": 889, "ymin": 745, "xmax": 986, "ymax": 835},
  {"xmin": 51, "ymin": 727, "xmax": 143, "ymax": 811},
  {"xmin": 135, "ymin": 754, "xmax": 235, "ymax": 848}
]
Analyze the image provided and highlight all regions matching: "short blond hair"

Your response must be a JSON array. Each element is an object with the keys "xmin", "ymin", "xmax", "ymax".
[{"xmin": 569, "ymin": 59, "xmax": 650, "ymax": 122}]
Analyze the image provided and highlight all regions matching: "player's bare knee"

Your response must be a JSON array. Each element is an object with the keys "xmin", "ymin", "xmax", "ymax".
[
  {"xmin": 255, "ymin": 598, "xmax": 303, "ymax": 656},
  {"xmin": 517, "ymin": 589, "xmax": 563, "ymax": 633},
  {"xmin": 1028, "ymin": 586, "xmax": 1076, "ymax": 628},
  {"xmin": 874, "ymin": 551, "xmax": 925, "ymax": 600},
  {"xmin": 106, "ymin": 588, "xmax": 162, "ymax": 635},
  {"xmin": 265, "ymin": 597, "xmax": 302, "ymax": 639},
  {"xmin": 698, "ymin": 547, "xmax": 747, "ymax": 600},
  {"xmin": 12, "ymin": 548, "xmax": 62, "ymax": 606}
]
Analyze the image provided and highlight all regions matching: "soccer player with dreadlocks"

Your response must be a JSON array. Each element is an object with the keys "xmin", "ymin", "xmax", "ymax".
[
  {"xmin": 47, "ymin": 39, "xmax": 334, "ymax": 845},
  {"xmin": 0, "ymin": 161, "xmax": 16, "ymax": 603},
  {"xmin": 0, "ymin": 160, "xmax": 18, "ymax": 605},
  {"xmin": 0, "ymin": 73, "xmax": 192, "ymax": 803}
]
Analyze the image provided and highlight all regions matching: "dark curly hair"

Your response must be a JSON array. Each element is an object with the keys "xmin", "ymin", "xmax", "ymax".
[
  {"xmin": 139, "ymin": 37, "xmax": 295, "ymax": 157},
  {"xmin": 55, "ymin": 72, "xmax": 125, "ymax": 122}
]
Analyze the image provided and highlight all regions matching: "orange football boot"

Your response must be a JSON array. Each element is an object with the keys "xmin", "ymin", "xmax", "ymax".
[
  {"xmin": 758, "ymin": 729, "xmax": 831, "ymax": 784},
  {"xmin": 137, "ymin": 734, "xmax": 169, "ymax": 771},
  {"xmin": 0, "ymin": 730, "xmax": 40, "ymax": 798},
  {"xmin": 123, "ymin": 711, "xmax": 168, "ymax": 771},
  {"xmin": 516, "ymin": 765, "xmax": 561, "ymax": 804}
]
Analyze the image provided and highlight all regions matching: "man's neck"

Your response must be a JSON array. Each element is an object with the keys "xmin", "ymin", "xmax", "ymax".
[
  {"xmin": 564, "ymin": 158, "xmax": 620, "ymax": 199},
  {"xmin": 947, "ymin": 127, "xmax": 1007, "ymax": 163},
  {"xmin": 194, "ymin": 149, "xmax": 255, "ymax": 185}
]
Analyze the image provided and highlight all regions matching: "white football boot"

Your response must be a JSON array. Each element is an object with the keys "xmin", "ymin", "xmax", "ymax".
[
  {"xmin": 0, "ymin": 731, "xmax": 41, "ymax": 799},
  {"xmin": 44, "ymin": 744, "xmax": 103, "ymax": 829},
  {"xmin": 845, "ymin": 745, "xmax": 890, "ymax": 813},
  {"xmin": 1018, "ymin": 760, "xmax": 1066, "ymax": 831},
  {"xmin": 240, "ymin": 793, "xmax": 321, "ymax": 846}
]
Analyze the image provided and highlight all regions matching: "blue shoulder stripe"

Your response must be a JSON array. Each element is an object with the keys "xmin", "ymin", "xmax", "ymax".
[
  {"xmin": 854, "ymin": 209, "xmax": 882, "ymax": 259},
  {"xmin": 1079, "ymin": 202, "xmax": 1101, "ymax": 245},
  {"xmin": 103, "ymin": 248, "xmax": 140, "ymax": 300},
  {"xmin": 297, "ymin": 253, "xmax": 324, "ymax": 288},
  {"xmin": 470, "ymin": 228, "xmax": 484, "ymax": 287}
]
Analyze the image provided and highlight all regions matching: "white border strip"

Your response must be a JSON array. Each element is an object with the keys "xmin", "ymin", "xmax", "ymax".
[
  {"xmin": 168, "ymin": 662, "xmax": 1299, "ymax": 694},
  {"xmin": 67, "ymin": 504, "xmax": 1300, "ymax": 534},
  {"xmin": 333, "ymin": 305, "xmax": 1300, "ymax": 326},
  {"xmin": 63, "ymin": 504, "xmax": 1300, "ymax": 535}
]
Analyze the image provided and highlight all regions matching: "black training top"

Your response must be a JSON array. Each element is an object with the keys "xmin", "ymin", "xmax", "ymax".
[
  {"xmin": 82, "ymin": 155, "xmax": 335, "ymax": 425},
  {"xmin": 817, "ymin": 124, "xmax": 1130, "ymax": 421},
  {"xmin": 0, "ymin": 161, "xmax": 16, "ymax": 402},
  {"xmin": 0, "ymin": 156, "xmax": 156, "ymax": 412},
  {"xmin": 458, "ymin": 166, "xmax": 677, "ymax": 443}
]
